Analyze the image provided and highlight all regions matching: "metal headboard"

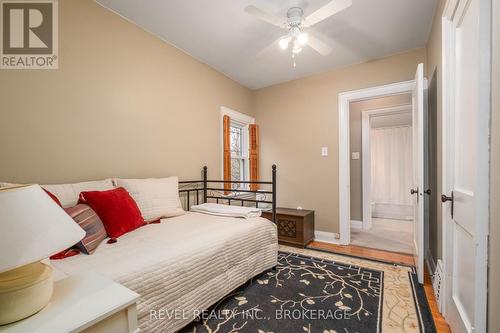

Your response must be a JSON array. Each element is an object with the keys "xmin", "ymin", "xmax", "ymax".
[{"xmin": 178, "ymin": 165, "xmax": 277, "ymax": 222}]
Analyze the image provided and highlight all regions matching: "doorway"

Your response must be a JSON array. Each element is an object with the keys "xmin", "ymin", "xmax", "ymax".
[
  {"xmin": 338, "ymin": 72, "xmax": 427, "ymax": 283},
  {"xmin": 349, "ymin": 95, "xmax": 414, "ymax": 254}
]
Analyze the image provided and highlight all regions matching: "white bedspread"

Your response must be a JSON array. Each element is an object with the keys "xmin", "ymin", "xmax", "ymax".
[
  {"xmin": 50, "ymin": 212, "xmax": 278, "ymax": 332},
  {"xmin": 190, "ymin": 203, "xmax": 262, "ymax": 218}
]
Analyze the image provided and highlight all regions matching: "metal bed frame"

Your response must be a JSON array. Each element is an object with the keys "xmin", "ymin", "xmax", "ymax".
[{"xmin": 178, "ymin": 165, "xmax": 277, "ymax": 222}]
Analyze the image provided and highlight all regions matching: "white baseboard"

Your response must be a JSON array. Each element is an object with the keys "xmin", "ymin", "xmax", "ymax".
[
  {"xmin": 350, "ymin": 220, "xmax": 363, "ymax": 229},
  {"xmin": 314, "ymin": 230, "xmax": 341, "ymax": 245}
]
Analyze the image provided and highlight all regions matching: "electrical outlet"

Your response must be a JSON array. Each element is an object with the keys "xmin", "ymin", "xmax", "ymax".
[{"xmin": 351, "ymin": 152, "xmax": 360, "ymax": 160}]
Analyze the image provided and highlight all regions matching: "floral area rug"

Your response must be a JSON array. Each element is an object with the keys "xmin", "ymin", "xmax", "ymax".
[{"xmin": 180, "ymin": 246, "xmax": 436, "ymax": 333}]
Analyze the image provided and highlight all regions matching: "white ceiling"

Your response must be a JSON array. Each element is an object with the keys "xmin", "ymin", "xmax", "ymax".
[{"xmin": 96, "ymin": 0, "xmax": 437, "ymax": 90}]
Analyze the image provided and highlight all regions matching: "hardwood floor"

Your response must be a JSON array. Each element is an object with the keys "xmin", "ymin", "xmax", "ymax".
[
  {"xmin": 424, "ymin": 269, "xmax": 451, "ymax": 333},
  {"xmin": 308, "ymin": 241, "xmax": 450, "ymax": 333},
  {"xmin": 308, "ymin": 240, "xmax": 415, "ymax": 266}
]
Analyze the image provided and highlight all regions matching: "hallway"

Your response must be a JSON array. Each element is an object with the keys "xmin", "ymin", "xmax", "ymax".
[{"xmin": 351, "ymin": 218, "xmax": 413, "ymax": 254}]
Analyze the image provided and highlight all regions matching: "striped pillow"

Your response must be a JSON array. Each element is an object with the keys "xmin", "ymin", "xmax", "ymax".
[{"xmin": 64, "ymin": 204, "xmax": 107, "ymax": 254}]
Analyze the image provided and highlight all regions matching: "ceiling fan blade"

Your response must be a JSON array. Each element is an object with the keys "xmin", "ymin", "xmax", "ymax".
[
  {"xmin": 307, "ymin": 34, "xmax": 333, "ymax": 56},
  {"xmin": 244, "ymin": 5, "xmax": 286, "ymax": 28},
  {"xmin": 303, "ymin": 0, "xmax": 352, "ymax": 27}
]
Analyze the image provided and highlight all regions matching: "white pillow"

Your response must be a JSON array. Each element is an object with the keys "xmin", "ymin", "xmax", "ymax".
[
  {"xmin": 115, "ymin": 177, "xmax": 184, "ymax": 222},
  {"xmin": 43, "ymin": 179, "xmax": 114, "ymax": 208}
]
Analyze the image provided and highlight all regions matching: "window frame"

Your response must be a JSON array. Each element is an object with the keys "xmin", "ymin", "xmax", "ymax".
[
  {"xmin": 220, "ymin": 107, "xmax": 255, "ymax": 189},
  {"xmin": 229, "ymin": 119, "xmax": 248, "ymax": 188}
]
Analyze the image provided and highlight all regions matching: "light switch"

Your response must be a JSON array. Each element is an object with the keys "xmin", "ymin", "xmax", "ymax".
[
  {"xmin": 352, "ymin": 152, "xmax": 360, "ymax": 160},
  {"xmin": 321, "ymin": 147, "xmax": 328, "ymax": 156}
]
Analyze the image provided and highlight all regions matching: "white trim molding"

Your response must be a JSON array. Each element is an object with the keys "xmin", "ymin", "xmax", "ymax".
[
  {"xmin": 220, "ymin": 106, "xmax": 255, "ymax": 125},
  {"xmin": 440, "ymin": 7, "xmax": 455, "ymax": 319},
  {"xmin": 314, "ymin": 231, "xmax": 341, "ymax": 245},
  {"xmin": 338, "ymin": 80, "xmax": 414, "ymax": 245},
  {"xmin": 361, "ymin": 105, "xmax": 412, "ymax": 230}
]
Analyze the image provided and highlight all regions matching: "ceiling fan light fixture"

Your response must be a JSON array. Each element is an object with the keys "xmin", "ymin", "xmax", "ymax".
[
  {"xmin": 279, "ymin": 37, "xmax": 290, "ymax": 50},
  {"xmin": 246, "ymin": 1, "xmax": 345, "ymax": 62},
  {"xmin": 297, "ymin": 32, "xmax": 308, "ymax": 46},
  {"xmin": 290, "ymin": 26, "xmax": 301, "ymax": 36},
  {"xmin": 292, "ymin": 41, "xmax": 302, "ymax": 54}
]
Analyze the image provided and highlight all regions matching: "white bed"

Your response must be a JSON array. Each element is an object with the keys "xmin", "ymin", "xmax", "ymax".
[{"xmin": 50, "ymin": 212, "xmax": 278, "ymax": 333}]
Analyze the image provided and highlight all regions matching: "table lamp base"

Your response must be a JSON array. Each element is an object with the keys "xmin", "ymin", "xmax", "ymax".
[{"xmin": 0, "ymin": 262, "xmax": 53, "ymax": 325}]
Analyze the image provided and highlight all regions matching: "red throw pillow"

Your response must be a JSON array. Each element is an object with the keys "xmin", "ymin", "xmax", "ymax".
[
  {"xmin": 79, "ymin": 187, "xmax": 145, "ymax": 239},
  {"xmin": 49, "ymin": 248, "xmax": 80, "ymax": 260},
  {"xmin": 43, "ymin": 188, "xmax": 62, "ymax": 207}
]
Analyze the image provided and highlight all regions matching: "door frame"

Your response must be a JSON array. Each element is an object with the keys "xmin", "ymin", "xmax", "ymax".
[
  {"xmin": 361, "ymin": 105, "xmax": 412, "ymax": 230},
  {"xmin": 441, "ymin": 0, "xmax": 491, "ymax": 330},
  {"xmin": 338, "ymin": 80, "xmax": 414, "ymax": 244}
]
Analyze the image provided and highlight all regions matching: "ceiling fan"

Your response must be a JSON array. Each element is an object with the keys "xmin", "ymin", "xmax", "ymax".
[{"xmin": 245, "ymin": 0, "xmax": 352, "ymax": 64}]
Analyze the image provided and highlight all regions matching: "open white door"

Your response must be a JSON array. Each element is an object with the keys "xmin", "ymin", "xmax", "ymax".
[
  {"xmin": 411, "ymin": 63, "xmax": 425, "ymax": 284},
  {"xmin": 442, "ymin": 0, "xmax": 490, "ymax": 331}
]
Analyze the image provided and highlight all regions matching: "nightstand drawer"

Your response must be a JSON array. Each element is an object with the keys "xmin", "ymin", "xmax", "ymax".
[{"xmin": 276, "ymin": 214, "xmax": 300, "ymax": 238}]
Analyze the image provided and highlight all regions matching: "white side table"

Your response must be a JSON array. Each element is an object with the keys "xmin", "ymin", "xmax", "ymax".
[{"xmin": 0, "ymin": 272, "xmax": 139, "ymax": 333}]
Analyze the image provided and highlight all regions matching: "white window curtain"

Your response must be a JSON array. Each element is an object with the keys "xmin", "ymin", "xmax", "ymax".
[{"xmin": 370, "ymin": 126, "xmax": 413, "ymax": 220}]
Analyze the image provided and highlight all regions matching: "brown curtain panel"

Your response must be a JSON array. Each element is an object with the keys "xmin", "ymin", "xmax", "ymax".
[
  {"xmin": 223, "ymin": 115, "xmax": 232, "ymax": 193},
  {"xmin": 249, "ymin": 124, "xmax": 259, "ymax": 191}
]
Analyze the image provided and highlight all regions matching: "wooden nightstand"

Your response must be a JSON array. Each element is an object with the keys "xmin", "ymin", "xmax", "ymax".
[
  {"xmin": 262, "ymin": 208, "xmax": 315, "ymax": 248},
  {"xmin": 0, "ymin": 272, "xmax": 139, "ymax": 333}
]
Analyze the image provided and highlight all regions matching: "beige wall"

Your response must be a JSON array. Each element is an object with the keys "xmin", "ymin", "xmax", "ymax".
[
  {"xmin": 489, "ymin": 0, "xmax": 499, "ymax": 331},
  {"xmin": 349, "ymin": 94, "xmax": 412, "ymax": 221},
  {"xmin": 0, "ymin": 0, "xmax": 253, "ymax": 184},
  {"xmin": 254, "ymin": 48, "xmax": 426, "ymax": 233},
  {"xmin": 425, "ymin": 0, "xmax": 446, "ymax": 260}
]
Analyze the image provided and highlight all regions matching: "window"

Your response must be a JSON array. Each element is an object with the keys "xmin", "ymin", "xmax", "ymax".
[
  {"xmin": 229, "ymin": 121, "xmax": 248, "ymax": 189},
  {"xmin": 221, "ymin": 107, "xmax": 255, "ymax": 191}
]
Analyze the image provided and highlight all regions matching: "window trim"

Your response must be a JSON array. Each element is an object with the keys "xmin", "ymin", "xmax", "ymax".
[{"xmin": 220, "ymin": 107, "xmax": 255, "ymax": 188}]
